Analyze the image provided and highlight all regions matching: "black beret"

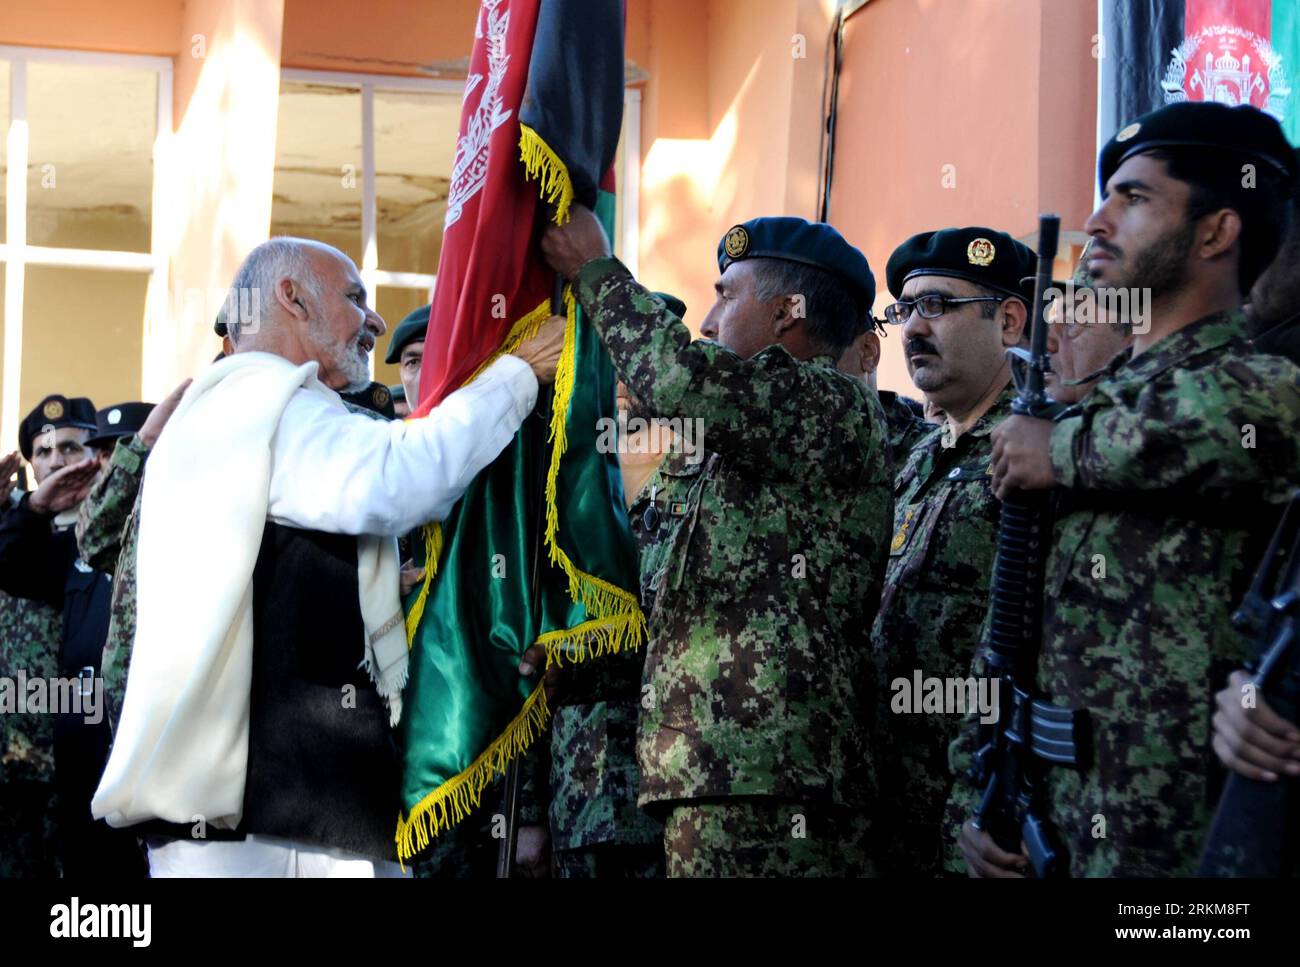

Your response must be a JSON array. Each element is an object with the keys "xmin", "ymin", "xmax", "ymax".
[
  {"xmin": 652, "ymin": 291, "xmax": 687, "ymax": 321},
  {"xmin": 716, "ymin": 217, "xmax": 875, "ymax": 305},
  {"xmin": 19, "ymin": 395, "xmax": 97, "ymax": 461},
  {"xmin": 385, "ymin": 304, "xmax": 430, "ymax": 365},
  {"xmin": 86, "ymin": 402, "xmax": 156, "ymax": 449},
  {"xmin": 886, "ymin": 227, "xmax": 1036, "ymax": 302},
  {"xmin": 341, "ymin": 381, "xmax": 396, "ymax": 420},
  {"xmin": 1099, "ymin": 102, "xmax": 1298, "ymax": 193}
]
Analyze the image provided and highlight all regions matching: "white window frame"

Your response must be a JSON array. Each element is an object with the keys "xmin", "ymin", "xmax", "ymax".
[
  {"xmin": 278, "ymin": 68, "xmax": 642, "ymax": 321},
  {"xmin": 0, "ymin": 44, "xmax": 172, "ymax": 454}
]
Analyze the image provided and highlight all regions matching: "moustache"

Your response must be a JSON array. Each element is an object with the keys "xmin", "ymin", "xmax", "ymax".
[
  {"xmin": 1089, "ymin": 238, "xmax": 1123, "ymax": 259},
  {"xmin": 905, "ymin": 339, "xmax": 940, "ymax": 360}
]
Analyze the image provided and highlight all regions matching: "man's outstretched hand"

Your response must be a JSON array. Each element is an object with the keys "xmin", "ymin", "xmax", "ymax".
[
  {"xmin": 139, "ymin": 378, "xmax": 192, "ymax": 449},
  {"xmin": 513, "ymin": 314, "xmax": 567, "ymax": 384},
  {"xmin": 540, "ymin": 205, "xmax": 612, "ymax": 280}
]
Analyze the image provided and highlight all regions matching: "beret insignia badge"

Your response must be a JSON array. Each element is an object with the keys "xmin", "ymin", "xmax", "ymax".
[
  {"xmin": 967, "ymin": 238, "xmax": 996, "ymax": 267},
  {"xmin": 1116, "ymin": 122, "xmax": 1141, "ymax": 143},
  {"xmin": 43, "ymin": 400, "xmax": 64, "ymax": 421},
  {"xmin": 723, "ymin": 225, "xmax": 750, "ymax": 260}
]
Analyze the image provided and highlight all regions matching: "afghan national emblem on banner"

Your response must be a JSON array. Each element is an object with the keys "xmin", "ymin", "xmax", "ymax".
[{"xmin": 1162, "ymin": 25, "xmax": 1292, "ymax": 121}]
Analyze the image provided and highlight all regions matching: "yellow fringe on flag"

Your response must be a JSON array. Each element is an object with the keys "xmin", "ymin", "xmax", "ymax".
[
  {"xmin": 396, "ymin": 682, "xmax": 551, "ymax": 867},
  {"xmin": 519, "ymin": 123, "xmax": 575, "ymax": 225},
  {"xmin": 395, "ymin": 147, "xmax": 648, "ymax": 860},
  {"xmin": 403, "ymin": 522, "xmax": 442, "ymax": 648},
  {"xmin": 402, "ymin": 299, "xmax": 555, "ymax": 648}
]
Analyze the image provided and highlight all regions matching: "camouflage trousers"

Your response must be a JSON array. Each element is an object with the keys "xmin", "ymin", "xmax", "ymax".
[
  {"xmin": 0, "ymin": 780, "xmax": 61, "ymax": 878},
  {"xmin": 554, "ymin": 843, "xmax": 664, "ymax": 879},
  {"xmin": 661, "ymin": 799, "xmax": 873, "ymax": 878}
]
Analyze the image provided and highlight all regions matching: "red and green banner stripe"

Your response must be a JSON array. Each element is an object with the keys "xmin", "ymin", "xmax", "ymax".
[
  {"xmin": 397, "ymin": 0, "xmax": 640, "ymax": 862},
  {"xmin": 1101, "ymin": 0, "xmax": 1297, "ymax": 144}
]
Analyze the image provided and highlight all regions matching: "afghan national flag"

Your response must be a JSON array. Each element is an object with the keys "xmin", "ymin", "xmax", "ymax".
[
  {"xmin": 1099, "ymin": 0, "xmax": 1298, "ymax": 145},
  {"xmin": 396, "ymin": 0, "xmax": 640, "ymax": 861}
]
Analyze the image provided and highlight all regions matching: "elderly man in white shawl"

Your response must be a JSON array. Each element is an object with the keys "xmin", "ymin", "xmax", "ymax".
[{"xmin": 92, "ymin": 238, "xmax": 563, "ymax": 877}]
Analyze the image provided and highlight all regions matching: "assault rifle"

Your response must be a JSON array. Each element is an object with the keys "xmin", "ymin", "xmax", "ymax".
[
  {"xmin": 970, "ymin": 214, "xmax": 1086, "ymax": 878},
  {"xmin": 1199, "ymin": 490, "xmax": 1300, "ymax": 877}
]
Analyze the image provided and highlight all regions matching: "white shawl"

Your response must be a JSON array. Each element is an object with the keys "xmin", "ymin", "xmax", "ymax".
[{"xmin": 92, "ymin": 353, "xmax": 406, "ymax": 831}]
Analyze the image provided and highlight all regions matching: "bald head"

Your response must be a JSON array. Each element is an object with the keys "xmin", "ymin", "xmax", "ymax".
[{"xmin": 229, "ymin": 236, "xmax": 387, "ymax": 393}]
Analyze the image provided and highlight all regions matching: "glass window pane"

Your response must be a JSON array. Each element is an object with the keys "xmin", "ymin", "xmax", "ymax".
[
  {"xmin": 374, "ymin": 285, "xmax": 431, "ymax": 390},
  {"xmin": 1, "ymin": 60, "xmax": 8, "ymax": 244},
  {"xmin": 21, "ymin": 266, "xmax": 146, "ymax": 417},
  {"xmin": 374, "ymin": 89, "xmax": 459, "ymax": 275},
  {"xmin": 26, "ymin": 63, "xmax": 157, "ymax": 253},
  {"xmin": 271, "ymin": 82, "xmax": 362, "ymax": 265},
  {"xmin": 0, "ymin": 271, "xmax": 6, "ymax": 389}
]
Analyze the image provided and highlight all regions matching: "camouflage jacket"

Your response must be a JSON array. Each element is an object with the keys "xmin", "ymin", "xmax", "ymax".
[
  {"xmin": 878, "ymin": 390, "xmax": 930, "ymax": 470},
  {"xmin": 574, "ymin": 257, "xmax": 893, "ymax": 808},
  {"xmin": 1033, "ymin": 309, "xmax": 1299, "ymax": 876},
  {"xmin": 77, "ymin": 435, "xmax": 149, "ymax": 575},
  {"xmin": 868, "ymin": 385, "xmax": 1014, "ymax": 873},
  {"xmin": 77, "ymin": 435, "xmax": 150, "ymax": 733},
  {"xmin": 0, "ymin": 586, "xmax": 62, "ymax": 783}
]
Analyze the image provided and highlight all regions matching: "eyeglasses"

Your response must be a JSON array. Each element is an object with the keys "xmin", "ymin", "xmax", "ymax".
[{"xmin": 883, "ymin": 294, "xmax": 1007, "ymax": 326}]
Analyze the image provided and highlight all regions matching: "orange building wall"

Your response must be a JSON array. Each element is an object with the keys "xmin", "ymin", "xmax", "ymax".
[
  {"xmin": 280, "ymin": 0, "xmax": 480, "ymax": 76},
  {"xmin": 0, "ymin": 0, "xmax": 183, "ymax": 56},
  {"xmin": 830, "ymin": 0, "xmax": 1098, "ymax": 394},
  {"xmin": 3, "ymin": 0, "xmax": 1098, "ymax": 411},
  {"xmin": 635, "ymin": 0, "xmax": 835, "ymax": 327}
]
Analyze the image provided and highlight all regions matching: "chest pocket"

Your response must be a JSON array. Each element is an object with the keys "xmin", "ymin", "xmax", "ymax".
[
  {"xmin": 664, "ymin": 452, "xmax": 763, "ymax": 594},
  {"xmin": 891, "ymin": 459, "xmax": 994, "ymax": 582}
]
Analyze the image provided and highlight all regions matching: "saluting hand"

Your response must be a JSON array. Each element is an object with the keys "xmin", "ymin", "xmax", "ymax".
[
  {"xmin": 29, "ymin": 457, "xmax": 100, "ymax": 516},
  {"xmin": 990, "ymin": 415, "xmax": 1058, "ymax": 500},
  {"xmin": 540, "ymin": 204, "xmax": 611, "ymax": 280},
  {"xmin": 0, "ymin": 450, "xmax": 22, "ymax": 504}
]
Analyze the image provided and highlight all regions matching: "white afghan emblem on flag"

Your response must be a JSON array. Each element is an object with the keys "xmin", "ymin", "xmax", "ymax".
[
  {"xmin": 1162, "ymin": 24, "xmax": 1292, "ymax": 122},
  {"xmin": 445, "ymin": 0, "xmax": 513, "ymax": 230}
]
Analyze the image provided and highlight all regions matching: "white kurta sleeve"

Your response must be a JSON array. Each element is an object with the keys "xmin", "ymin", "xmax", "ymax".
[{"xmin": 267, "ymin": 355, "xmax": 538, "ymax": 536}]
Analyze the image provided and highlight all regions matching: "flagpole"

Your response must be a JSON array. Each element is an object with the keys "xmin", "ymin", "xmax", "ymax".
[{"xmin": 496, "ymin": 271, "xmax": 564, "ymax": 879}]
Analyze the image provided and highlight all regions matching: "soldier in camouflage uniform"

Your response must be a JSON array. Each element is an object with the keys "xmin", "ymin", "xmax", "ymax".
[
  {"xmin": 959, "ymin": 102, "xmax": 1300, "ymax": 877},
  {"xmin": 77, "ymin": 388, "xmax": 192, "ymax": 732},
  {"xmin": 548, "ymin": 301, "xmax": 687, "ymax": 880},
  {"xmin": 834, "ymin": 315, "xmax": 928, "ymax": 468},
  {"xmin": 544, "ymin": 212, "xmax": 892, "ymax": 877},
  {"xmin": 867, "ymin": 227, "xmax": 1036, "ymax": 876},
  {"xmin": 1246, "ymin": 146, "xmax": 1300, "ymax": 367},
  {"xmin": 0, "ymin": 587, "xmax": 63, "ymax": 878},
  {"xmin": 1, "ymin": 396, "xmax": 108, "ymax": 877},
  {"xmin": 1, "ymin": 451, "xmax": 64, "ymax": 878}
]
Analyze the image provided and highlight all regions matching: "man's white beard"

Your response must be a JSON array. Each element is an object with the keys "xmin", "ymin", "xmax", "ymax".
[{"xmin": 310, "ymin": 327, "xmax": 372, "ymax": 394}]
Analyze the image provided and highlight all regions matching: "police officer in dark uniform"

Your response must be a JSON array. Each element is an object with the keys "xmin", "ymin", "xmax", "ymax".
[{"xmin": 0, "ymin": 395, "xmax": 146, "ymax": 876}]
